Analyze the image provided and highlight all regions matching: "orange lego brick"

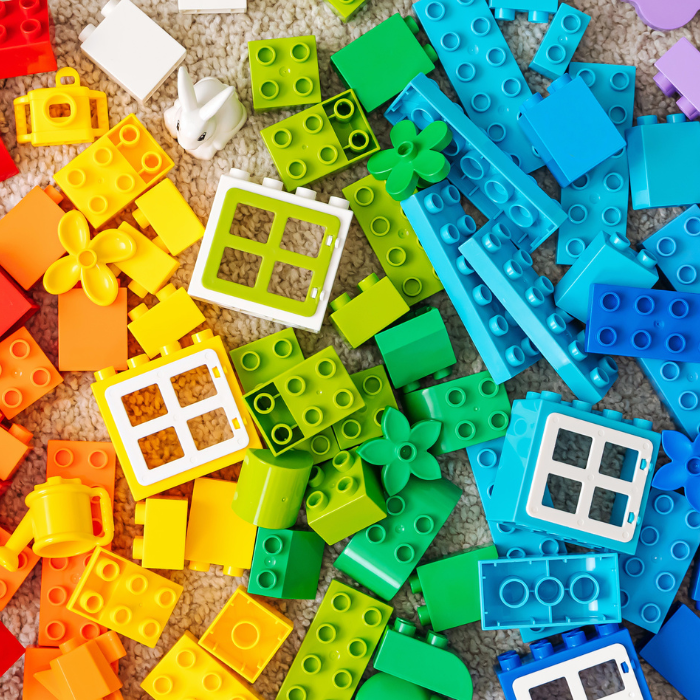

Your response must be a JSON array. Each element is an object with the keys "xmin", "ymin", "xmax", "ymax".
[
  {"xmin": 58, "ymin": 287, "xmax": 127, "ymax": 372},
  {"xmin": 23, "ymin": 647, "xmax": 62, "ymax": 700},
  {"xmin": 0, "ymin": 327, "xmax": 63, "ymax": 420},
  {"xmin": 199, "ymin": 585, "xmax": 293, "ymax": 683},
  {"xmin": 0, "ymin": 421, "xmax": 32, "ymax": 480},
  {"xmin": 0, "ymin": 525, "xmax": 40, "ymax": 613},
  {"xmin": 0, "ymin": 186, "xmax": 66, "ymax": 290}
]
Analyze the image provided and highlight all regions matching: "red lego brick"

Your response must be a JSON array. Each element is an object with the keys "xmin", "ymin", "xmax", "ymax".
[
  {"xmin": 0, "ymin": 267, "xmax": 38, "ymax": 339},
  {"xmin": 0, "ymin": 136, "xmax": 18, "ymax": 182},
  {"xmin": 0, "ymin": 0, "xmax": 57, "ymax": 80},
  {"xmin": 0, "ymin": 620, "xmax": 25, "ymax": 677}
]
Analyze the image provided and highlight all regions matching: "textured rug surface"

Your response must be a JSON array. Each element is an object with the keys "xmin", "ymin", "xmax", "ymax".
[{"xmin": 1, "ymin": 0, "xmax": 698, "ymax": 697}]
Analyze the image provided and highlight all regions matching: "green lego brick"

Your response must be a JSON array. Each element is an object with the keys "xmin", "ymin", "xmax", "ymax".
[
  {"xmin": 375, "ymin": 306, "xmax": 456, "ymax": 391},
  {"xmin": 330, "ymin": 14, "xmax": 437, "ymax": 112},
  {"xmin": 229, "ymin": 328, "xmax": 304, "ymax": 393},
  {"xmin": 357, "ymin": 673, "xmax": 437, "ymax": 700},
  {"xmin": 244, "ymin": 346, "xmax": 365, "ymax": 455},
  {"xmin": 298, "ymin": 426, "xmax": 341, "ymax": 465},
  {"xmin": 323, "ymin": 0, "xmax": 368, "ymax": 22},
  {"xmin": 305, "ymin": 449, "xmax": 387, "ymax": 545},
  {"xmin": 334, "ymin": 476, "xmax": 462, "ymax": 600},
  {"xmin": 409, "ymin": 545, "xmax": 498, "ymax": 631},
  {"xmin": 249, "ymin": 36, "xmax": 321, "ymax": 112},
  {"xmin": 275, "ymin": 579, "xmax": 393, "ymax": 700},
  {"xmin": 330, "ymin": 273, "xmax": 409, "ymax": 348},
  {"xmin": 261, "ymin": 90, "xmax": 379, "ymax": 191},
  {"xmin": 343, "ymin": 175, "xmax": 443, "ymax": 306},
  {"xmin": 333, "ymin": 365, "xmax": 398, "ymax": 450},
  {"xmin": 402, "ymin": 371, "xmax": 511, "ymax": 455},
  {"xmin": 248, "ymin": 529, "xmax": 325, "ymax": 599}
]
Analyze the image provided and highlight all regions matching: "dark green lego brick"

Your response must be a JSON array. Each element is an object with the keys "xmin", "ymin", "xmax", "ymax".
[{"xmin": 323, "ymin": 0, "xmax": 368, "ymax": 22}]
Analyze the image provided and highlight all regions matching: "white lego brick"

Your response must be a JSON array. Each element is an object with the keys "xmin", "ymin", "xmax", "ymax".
[
  {"xmin": 178, "ymin": 0, "xmax": 246, "ymax": 13},
  {"xmin": 79, "ymin": 0, "xmax": 186, "ymax": 103}
]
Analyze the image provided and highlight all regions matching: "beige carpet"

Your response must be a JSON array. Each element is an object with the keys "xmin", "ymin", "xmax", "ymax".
[{"xmin": 0, "ymin": 0, "xmax": 698, "ymax": 697}]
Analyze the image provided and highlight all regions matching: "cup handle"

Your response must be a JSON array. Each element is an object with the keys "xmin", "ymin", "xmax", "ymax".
[{"xmin": 91, "ymin": 487, "xmax": 115, "ymax": 547}]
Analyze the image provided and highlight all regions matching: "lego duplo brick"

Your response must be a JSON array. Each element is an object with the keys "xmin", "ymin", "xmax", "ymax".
[
  {"xmin": 0, "ymin": 134, "xmax": 18, "ymax": 182},
  {"xmin": 585, "ymin": 284, "xmax": 700, "ymax": 362},
  {"xmin": 0, "ymin": 422, "xmax": 32, "ymax": 482},
  {"xmin": 489, "ymin": 0, "xmax": 557, "ymax": 21},
  {"xmin": 0, "ymin": 267, "xmax": 38, "ymax": 339},
  {"xmin": 334, "ymin": 476, "xmax": 461, "ymax": 600},
  {"xmin": 133, "ymin": 498, "xmax": 188, "ymax": 570},
  {"xmin": 557, "ymin": 63, "xmax": 635, "ymax": 264},
  {"xmin": 248, "ymin": 529, "xmax": 324, "ymax": 599},
  {"xmin": 276, "ymin": 579, "xmax": 393, "ymax": 700},
  {"xmin": 323, "ymin": 0, "xmax": 368, "ymax": 21},
  {"xmin": 330, "ymin": 14, "xmax": 436, "ymax": 113},
  {"xmin": 410, "ymin": 545, "xmax": 498, "ymax": 631},
  {"xmin": 356, "ymin": 673, "xmax": 437, "ymax": 700},
  {"xmin": 178, "ymin": 0, "xmax": 246, "ymax": 13},
  {"xmin": 23, "ymin": 647, "xmax": 62, "ymax": 700},
  {"xmin": 0, "ymin": 526, "xmax": 40, "ymax": 613},
  {"xmin": 298, "ymin": 426, "xmax": 341, "ymax": 465},
  {"xmin": 517, "ymin": 74, "xmax": 626, "ymax": 188},
  {"xmin": 260, "ymin": 91, "xmax": 378, "ymax": 191},
  {"xmin": 654, "ymin": 37, "xmax": 700, "ymax": 121},
  {"xmin": 625, "ymin": 0, "xmax": 700, "ymax": 30},
  {"xmin": 626, "ymin": 114, "xmax": 700, "ymax": 209},
  {"xmin": 459, "ymin": 225, "xmax": 619, "ymax": 404},
  {"xmin": 691, "ymin": 558, "xmax": 700, "ymax": 608},
  {"xmin": 249, "ymin": 36, "xmax": 321, "ymax": 112},
  {"xmin": 0, "ymin": 0, "xmax": 57, "ymax": 79},
  {"xmin": 0, "ymin": 620, "xmax": 24, "ymax": 677},
  {"xmin": 415, "ymin": 0, "xmax": 543, "ymax": 174},
  {"xmin": 403, "ymin": 370, "xmax": 511, "ymax": 455}
]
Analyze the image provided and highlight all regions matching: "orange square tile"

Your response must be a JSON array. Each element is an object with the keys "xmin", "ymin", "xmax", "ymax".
[
  {"xmin": 0, "ymin": 525, "xmax": 40, "ymax": 613},
  {"xmin": 0, "ymin": 422, "xmax": 33, "ymax": 480},
  {"xmin": 23, "ymin": 647, "xmax": 61, "ymax": 700}
]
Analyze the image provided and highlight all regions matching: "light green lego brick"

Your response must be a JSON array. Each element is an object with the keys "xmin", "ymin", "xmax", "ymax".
[
  {"xmin": 333, "ymin": 365, "xmax": 398, "ymax": 450},
  {"xmin": 343, "ymin": 175, "xmax": 443, "ymax": 306},
  {"xmin": 323, "ymin": 0, "xmax": 369, "ymax": 22},
  {"xmin": 249, "ymin": 36, "xmax": 322, "ymax": 112},
  {"xmin": 402, "ymin": 371, "xmax": 511, "ymax": 454},
  {"xmin": 261, "ymin": 90, "xmax": 379, "ymax": 191},
  {"xmin": 275, "ymin": 579, "xmax": 393, "ymax": 700},
  {"xmin": 298, "ymin": 426, "xmax": 342, "ymax": 465},
  {"xmin": 229, "ymin": 328, "xmax": 304, "ymax": 393}
]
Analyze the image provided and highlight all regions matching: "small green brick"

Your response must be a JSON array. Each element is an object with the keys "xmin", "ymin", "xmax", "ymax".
[
  {"xmin": 333, "ymin": 365, "xmax": 398, "ymax": 450},
  {"xmin": 305, "ymin": 449, "xmax": 387, "ymax": 545},
  {"xmin": 402, "ymin": 371, "xmax": 511, "ymax": 454},
  {"xmin": 409, "ymin": 545, "xmax": 499, "ymax": 631},
  {"xmin": 298, "ymin": 426, "xmax": 341, "ymax": 465},
  {"xmin": 323, "ymin": 0, "xmax": 369, "ymax": 22},
  {"xmin": 330, "ymin": 273, "xmax": 409, "ymax": 348},
  {"xmin": 249, "ymin": 529, "xmax": 325, "ymax": 600},
  {"xmin": 261, "ymin": 90, "xmax": 379, "ymax": 191},
  {"xmin": 249, "ymin": 36, "xmax": 322, "ymax": 112}
]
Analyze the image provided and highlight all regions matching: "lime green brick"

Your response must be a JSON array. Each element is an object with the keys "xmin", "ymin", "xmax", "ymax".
[
  {"xmin": 402, "ymin": 371, "xmax": 511, "ymax": 454},
  {"xmin": 298, "ymin": 426, "xmax": 341, "ymax": 465},
  {"xmin": 249, "ymin": 36, "xmax": 321, "ymax": 112},
  {"xmin": 343, "ymin": 175, "xmax": 443, "ymax": 306},
  {"xmin": 330, "ymin": 273, "xmax": 409, "ymax": 348},
  {"xmin": 261, "ymin": 90, "xmax": 379, "ymax": 191},
  {"xmin": 305, "ymin": 449, "xmax": 387, "ymax": 544},
  {"xmin": 323, "ymin": 0, "xmax": 369, "ymax": 22}
]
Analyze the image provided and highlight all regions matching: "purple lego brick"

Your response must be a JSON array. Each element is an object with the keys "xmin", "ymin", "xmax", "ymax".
[
  {"xmin": 655, "ymin": 38, "xmax": 700, "ymax": 121},
  {"xmin": 624, "ymin": 0, "xmax": 700, "ymax": 31}
]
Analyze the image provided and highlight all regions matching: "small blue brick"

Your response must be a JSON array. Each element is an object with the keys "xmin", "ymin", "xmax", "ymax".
[
  {"xmin": 691, "ymin": 557, "xmax": 700, "ymax": 608},
  {"xmin": 586, "ymin": 284, "xmax": 700, "ymax": 362},
  {"xmin": 489, "ymin": 0, "xmax": 557, "ymax": 22},
  {"xmin": 415, "ymin": 0, "xmax": 543, "ymax": 173},
  {"xmin": 518, "ymin": 74, "xmax": 626, "ymax": 188},
  {"xmin": 530, "ymin": 4, "xmax": 591, "ymax": 80}
]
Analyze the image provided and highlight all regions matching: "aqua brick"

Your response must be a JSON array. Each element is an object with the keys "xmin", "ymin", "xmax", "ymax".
[
  {"xmin": 530, "ymin": 5, "xmax": 590, "ymax": 80},
  {"xmin": 489, "ymin": 0, "xmax": 557, "ymax": 22}
]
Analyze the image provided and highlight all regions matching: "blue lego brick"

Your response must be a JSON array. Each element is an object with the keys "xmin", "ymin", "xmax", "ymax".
[
  {"xmin": 640, "ymin": 604, "xmax": 700, "ymax": 700},
  {"xmin": 641, "ymin": 206, "xmax": 700, "ymax": 294},
  {"xmin": 530, "ymin": 5, "xmax": 591, "ymax": 80},
  {"xmin": 497, "ymin": 624, "xmax": 653, "ymax": 700},
  {"xmin": 627, "ymin": 114, "xmax": 700, "ymax": 209},
  {"xmin": 518, "ymin": 74, "xmax": 626, "ymax": 188},
  {"xmin": 478, "ymin": 552, "xmax": 621, "ymax": 630},
  {"xmin": 414, "ymin": 0, "xmax": 543, "ymax": 174},
  {"xmin": 459, "ymin": 224, "xmax": 619, "ymax": 404},
  {"xmin": 585, "ymin": 284, "xmax": 700, "ymax": 362},
  {"xmin": 691, "ymin": 556, "xmax": 700, "ymax": 608},
  {"xmin": 617, "ymin": 489, "xmax": 700, "ymax": 633},
  {"xmin": 557, "ymin": 63, "xmax": 635, "ymax": 264},
  {"xmin": 488, "ymin": 0, "xmax": 557, "ymax": 22},
  {"xmin": 402, "ymin": 184, "xmax": 541, "ymax": 384},
  {"xmin": 554, "ymin": 231, "xmax": 658, "ymax": 322},
  {"xmin": 488, "ymin": 391, "xmax": 660, "ymax": 554},
  {"xmin": 385, "ymin": 74, "xmax": 567, "ymax": 251}
]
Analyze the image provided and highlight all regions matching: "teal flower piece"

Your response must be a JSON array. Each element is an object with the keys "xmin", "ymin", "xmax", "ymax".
[{"xmin": 357, "ymin": 406, "xmax": 442, "ymax": 495}]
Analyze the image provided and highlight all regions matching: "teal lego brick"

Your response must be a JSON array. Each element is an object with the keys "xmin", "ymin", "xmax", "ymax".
[
  {"xmin": 489, "ymin": 0, "xmax": 557, "ymax": 22},
  {"xmin": 322, "ymin": 0, "xmax": 368, "ymax": 22}
]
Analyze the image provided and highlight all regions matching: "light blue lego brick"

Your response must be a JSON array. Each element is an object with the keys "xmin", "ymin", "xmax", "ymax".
[
  {"xmin": 618, "ymin": 488, "xmax": 700, "ymax": 633},
  {"xmin": 479, "ymin": 552, "xmax": 621, "ymax": 630},
  {"xmin": 641, "ymin": 206, "xmax": 700, "ymax": 294},
  {"xmin": 554, "ymin": 230, "xmax": 658, "ymax": 322},
  {"xmin": 519, "ymin": 623, "xmax": 577, "ymax": 644},
  {"xmin": 414, "ymin": 0, "xmax": 543, "ymax": 174},
  {"xmin": 530, "ymin": 5, "xmax": 590, "ymax": 80},
  {"xmin": 384, "ymin": 74, "xmax": 567, "ymax": 252},
  {"xmin": 402, "ymin": 184, "xmax": 541, "ymax": 384},
  {"xmin": 627, "ymin": 114, "xmax": 700, "ymax": 209},
  {"xmin": 691, "ymin": 556, "xmax": 700, "ymax": 607},
  {"xmin": 459, "ymin": 223, "xmax": 619, "ymax": 403},
  {"xmin": 488, "ymin": 0, "xmax": 557, "ymax": 22}
]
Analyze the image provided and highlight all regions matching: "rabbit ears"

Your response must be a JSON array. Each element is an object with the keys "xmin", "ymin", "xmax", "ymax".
[{"xmin": 177, "ymin": 66, "xmax": 235, "ymax": 121}]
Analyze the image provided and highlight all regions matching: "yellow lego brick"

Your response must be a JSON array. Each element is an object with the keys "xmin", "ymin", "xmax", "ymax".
[
  {"xmin": 185, "ymin": 478, "xmax": 257, "ymax": 577},
  {"xmin": 141, "ymin": 631, "xmax": 263, "ymax": 700},
  {"xmin": 128, "ymin": 284, "xmax": 206, "ymax": 358},
  {"xmin": 66, "ymin": 547, "xmax": 182, "ymax": 647},
  {"xmin": 53, "ymin": 114, "xmax": 174, "ymax": 229},
  {"xmin": 199, "ymin": 585, "xmax": 293, "ymax": 682},
  {"xmin": 133, "ymin": 179, "xmax": 205, "ymax": 256},
  {"xmin": 133, "ymin": 497, "xmax": 188, "ymax": 570}
]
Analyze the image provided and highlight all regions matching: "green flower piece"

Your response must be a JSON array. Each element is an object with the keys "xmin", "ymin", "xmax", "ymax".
[
  {"xmin": 367, "ymin": 119, "xmax": 453, "ymax": 202},
  {"xmin": 357, "ymin": 406, "xmax": 442, "ymax": 495}
]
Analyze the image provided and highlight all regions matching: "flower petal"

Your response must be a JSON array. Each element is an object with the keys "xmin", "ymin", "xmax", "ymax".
[
  {"xmin": 662, "ymin": 430, "xmax": 693, "ymax": 462},
  {"xmin": 382, "ymin": 459, "xmax": 411, "ymax": 496},
  {"xmin": 409, "ymin": 420, "xmax": 442, "ymax": 451},
  {"xmin": 382, "ymin": 407, "xmax": 410, "ymax": 443},
  {"xmin": 385, "ymin": 160, "xmax": 419, "ymax": 201},
  {"xmin": 367, "ymin": 148, "xmax": 401, "ymax": 180},
  {"xmin": 389, "ymin": 119, "xmax": 418, "ymax": 149},
  {"xmin": 410, "ymin": 452, "xmax": 442, "ymax": 481},
  {"xmin": 89, "ymin": 228, "xmax": 136, "ymax": 264},
  {"xmin": 415, "ymin": 120, "xmax": 452, "ymax": 152},
  {"xmin": 357, "ymin": 438, "xmax": 395, "ymax": 466},
  {"xmin": 652, "ymin": 463, "xmax": 688, "ymax": 492},
  {"xmin": 43, "ymin": 255, "xmax": 81, "ymax": 295},
  {"xmin": 413, "ymin": 150, "xmax": 450, "ymax": 184},
  {"xmin": 81, "ymin": 262, "xmax": 119, "ymax": 306},
  {"xmin": 686, "ymin": 477, "xmax": 700, "ymax": 513},
  {"xmin": 58, "ymin": 210, "xmax": 90, "ymax": 256}
]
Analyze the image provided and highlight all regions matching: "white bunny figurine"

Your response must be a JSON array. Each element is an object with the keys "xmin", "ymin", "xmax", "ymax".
[{"xmin": 164, "ymin": 66, "xmax": 247, "ymax": 160}]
